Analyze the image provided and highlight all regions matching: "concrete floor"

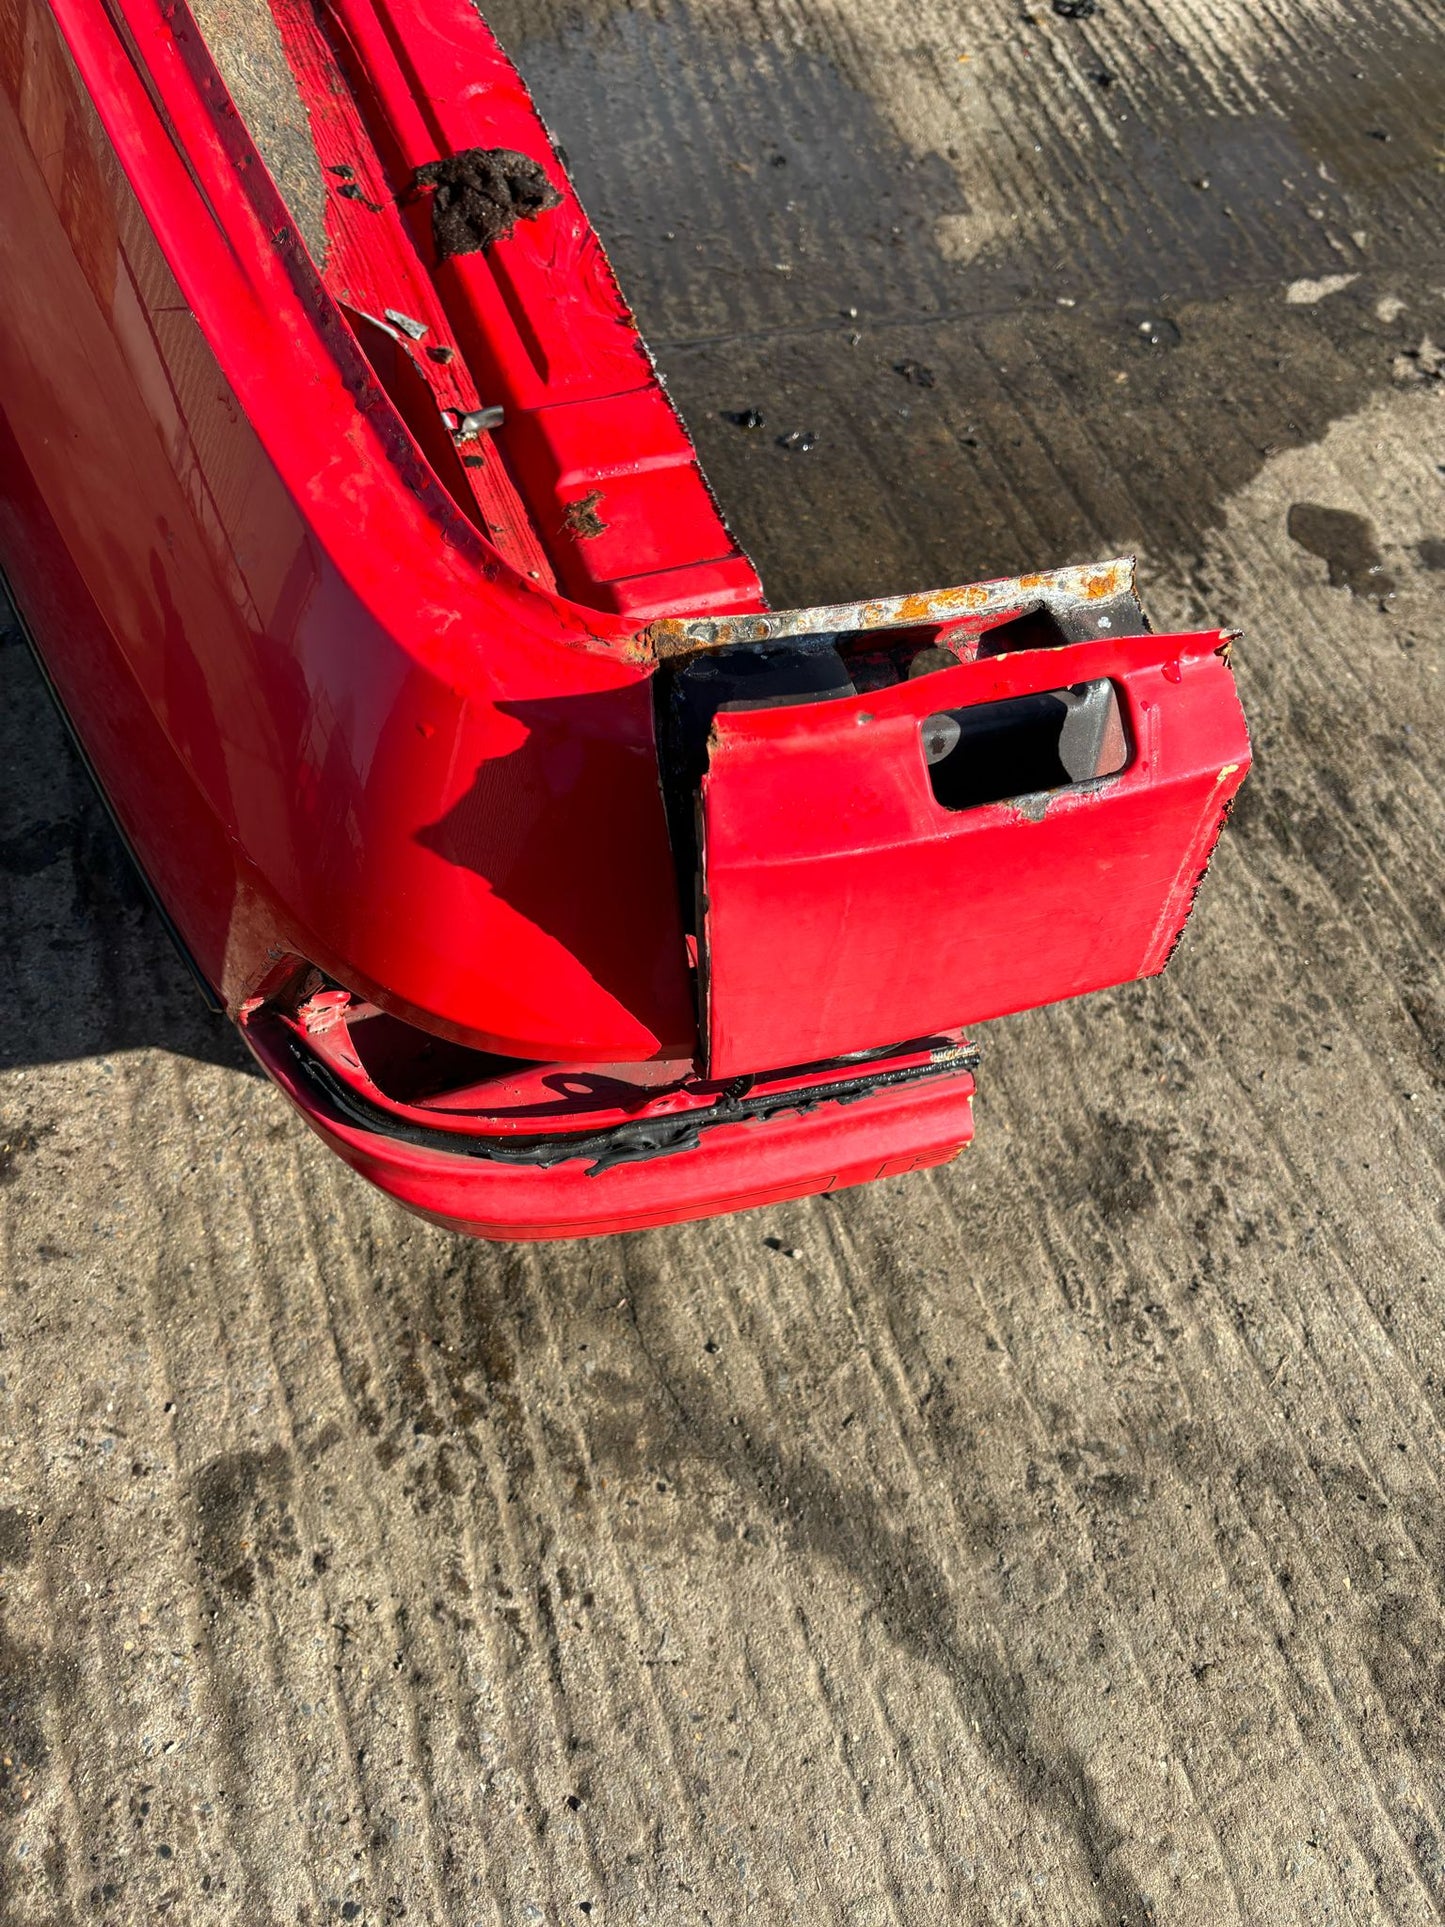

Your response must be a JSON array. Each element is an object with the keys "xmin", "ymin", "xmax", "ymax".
[{"xmin": 2, "ymin": 0, "xmax": 1444, "ymax": 1920}]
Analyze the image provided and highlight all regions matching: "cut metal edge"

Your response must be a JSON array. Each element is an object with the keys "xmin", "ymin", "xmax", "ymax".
[{"xmin": 640, "ymin": 556, "xmax": 1139, "ymax": 659}]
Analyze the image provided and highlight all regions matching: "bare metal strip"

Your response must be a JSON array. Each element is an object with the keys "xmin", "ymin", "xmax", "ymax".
[{"xmin": 640, "ymin": 556, "xmax": 1139, "ymax": 660}]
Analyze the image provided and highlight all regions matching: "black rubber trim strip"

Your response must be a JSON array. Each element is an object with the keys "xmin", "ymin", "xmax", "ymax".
[
  {"xmin": 282, "ymin": 1030, "xmax": 980, "ymax": 1177},
  {"xmin": 0, "ymin": 562, "xmax": 224, "ymax": 1012}
]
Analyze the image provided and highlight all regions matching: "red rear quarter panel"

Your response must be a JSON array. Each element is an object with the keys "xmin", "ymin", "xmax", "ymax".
[{"xmin": 0, "ymin": 0, "xmax": 696, "ymax": 1060}]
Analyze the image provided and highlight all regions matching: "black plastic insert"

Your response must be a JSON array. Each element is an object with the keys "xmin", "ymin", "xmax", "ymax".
[{"xmin": 924, "ymin": 680, "xmax": 1128, "ymax": 812}]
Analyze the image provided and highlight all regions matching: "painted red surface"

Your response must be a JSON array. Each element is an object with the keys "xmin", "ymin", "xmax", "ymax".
[
  {"xmin": 701, "ymin": 632, "xmax": 1248, "ymax": 1076},
  {"xmin": 253, "ymin": 1029, "xmax": 977, "ymax": 1241},
  {"xmin": 244, "ymin": 1009, "xmax": 977, "ymax": 1239},
  {"xmin": 0, "ymin": 0, "xmax": 1247, "ymax": 1236},
  {"xmin": 0, "ymin": 0, "xmax": 706, "ymax": 1067},
  {"xmin": 268, "ymin": 0, "xmax": 765, "ymax": 617}
]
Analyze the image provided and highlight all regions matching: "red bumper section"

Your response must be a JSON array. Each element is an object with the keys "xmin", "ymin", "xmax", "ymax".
[
  {"xmin": 245, "ymin": 1002, "xmax": 979, "ymax": 1240},
  {"xmin": 236, "ymin": 564, "xmax": 1246, "ymax": 1239},
  {"xmin": 695, "ymin": 618, "xmax": 1245, "ymax": 1077},
  {"xmin": 0, "ymin": 0, "xmax": 1249, "ymax": 1238}
]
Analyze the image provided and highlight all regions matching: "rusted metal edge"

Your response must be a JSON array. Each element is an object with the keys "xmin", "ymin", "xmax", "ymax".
[{"xmin": 638, "ymin": 556, "xmax": 1139, "ymax": 661}]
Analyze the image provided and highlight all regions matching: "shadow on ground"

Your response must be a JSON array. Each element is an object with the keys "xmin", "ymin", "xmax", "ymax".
[{"xmin": 0, "ymin": 605, "xmax": 249, "ymax": 1073}]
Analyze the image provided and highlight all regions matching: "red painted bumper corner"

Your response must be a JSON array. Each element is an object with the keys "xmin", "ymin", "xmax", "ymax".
[{"xmin": 244, "ymin": 1015, "xmax": 976, "ymax": 1240}]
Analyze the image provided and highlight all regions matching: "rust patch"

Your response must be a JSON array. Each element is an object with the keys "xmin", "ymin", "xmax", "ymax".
[
  {"xmin": 1082, "ymin": 568, "xmax": 1124, "ymax": 600},
  {"xmin": 896, "ymin": 592, "xmax": 936, "ymax": 623}
]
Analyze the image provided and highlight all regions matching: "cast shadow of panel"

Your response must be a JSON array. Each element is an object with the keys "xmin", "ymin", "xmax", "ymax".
[
  {"xmin": 414, "ymin": 686, "xmax": 689, "ymax": 1043},
  {"xmin": 0, "ymin": 611, "xmax": 252, "ymax": 1075}
]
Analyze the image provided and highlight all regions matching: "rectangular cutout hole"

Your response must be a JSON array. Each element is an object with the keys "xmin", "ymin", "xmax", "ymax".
[{"xmin": 924, "ymin": 679, "xmax": 1128, "ymax": 812}]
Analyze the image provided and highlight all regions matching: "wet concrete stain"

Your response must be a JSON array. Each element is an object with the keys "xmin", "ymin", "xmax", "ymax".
[
  {"xmin": 0, "ymin": 1118, "xmax": 55, "ymax": 1186},
  {"xmin": 0, "ymin": 1510, "xmax": 31, "ymax": 1568},
  {"xmin": 0, "ymin": 1626, "xmax": 50, "ymax": 1823},
  {"xmin": 1392, "ymin": 337, "xmax": 1445, "ymax": 385},
  {"xmin": 1287, "ymin": 503, "xmax": 1397, "ymax": 600},
  {"xmin": 1061, "ymin": 1112, "xmax": 1175, "ymax": 1219},
  {"xmin": 0, "ymin": 1582, "xmax": 77, "ymax": 1895},
  {"xmin": 477, "ymin": 1, "xmax": 1445, "ymax": 613},
  {"xmin": 591, "ymin": 1279, "xmax": 1157, "ymax": 1925},
  {"xmin": 192, "ymin": 1446, "xmax": 299, "ymax": 1603}
]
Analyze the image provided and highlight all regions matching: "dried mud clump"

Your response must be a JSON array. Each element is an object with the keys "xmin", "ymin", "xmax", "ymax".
[{"xmin": 412, "ymin": 148, "xmax": 563, "ymax": 259}]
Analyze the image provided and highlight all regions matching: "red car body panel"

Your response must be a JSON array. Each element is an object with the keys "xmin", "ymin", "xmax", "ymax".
[
  {"xmin": 0, "ymin": 0, "xmax": 1249, "ymax": 1236},
  {"xmin": 0, "ymin": 0, "xmax": 720, "ymax": 1061},
  {"xmin": 264, "ymin": 1070, "xmax": 978, "ymax": 1245},
  {"xmin": 245, "ymin": 1008, "xmax": 979, "ymax": 1239},
  {"xmin": 701, "ymin": 628, "xmax": 1243, "ymax": 1076}
]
